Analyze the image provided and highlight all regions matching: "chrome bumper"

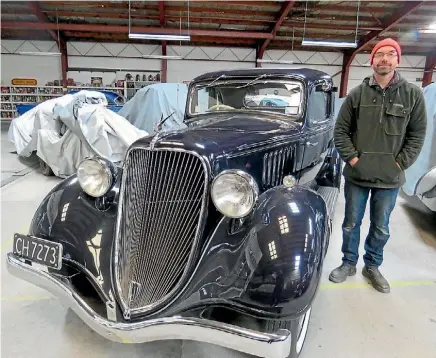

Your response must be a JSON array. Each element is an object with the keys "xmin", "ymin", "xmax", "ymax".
[{"xmin": 6, "ymin": 253, "xmax": 292, "ymax": 358}]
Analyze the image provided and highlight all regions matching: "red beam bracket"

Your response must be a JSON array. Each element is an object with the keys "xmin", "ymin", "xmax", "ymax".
[
  {"xmin": 159, "ymin": 0, "xmax": 167, "ymax": 82},
  {"xmin": 258, "ymin": 0, "xmax": 295, "ymax": 60}
]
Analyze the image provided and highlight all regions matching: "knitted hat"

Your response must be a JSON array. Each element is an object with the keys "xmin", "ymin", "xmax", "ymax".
[{"xmin": 370, "ymin": 38, "xmax": 401, "ymax": 65}]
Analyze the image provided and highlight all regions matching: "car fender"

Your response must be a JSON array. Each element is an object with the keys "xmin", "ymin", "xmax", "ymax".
[
  {"xmin": 164, "ymin": 184, "xmax": 328, "ymax": 321},
  {"xmin": 241, "ymin": 184, "xmax": 328, "ymax": 317},
  {"xmin": 28, "ymin": 172, "xmax": 121, "ymax": 300}
]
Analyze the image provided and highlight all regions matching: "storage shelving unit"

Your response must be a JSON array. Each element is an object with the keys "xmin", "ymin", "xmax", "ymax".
[
  {"xmin": 1, "ymin": 77, "xmax": 162, "ymax": 120},
  {"xmin": 1, "ymin": 85, "xmax": 64, "ymax": 120}
]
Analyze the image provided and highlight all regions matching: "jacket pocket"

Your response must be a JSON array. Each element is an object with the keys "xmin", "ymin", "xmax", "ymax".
[
  {"xmin": 352, "ymin": 152, "xmax": 402, "ymax": 183},
  {"xmin": 385, "ymin": 106, "xmax": 409, "ymax": 135}
]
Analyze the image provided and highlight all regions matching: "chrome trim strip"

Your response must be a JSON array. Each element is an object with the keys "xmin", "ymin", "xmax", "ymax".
[
  {"xmin": 6, "ymin": 253, "xmax": 292, "ymax": 358},
  {"xmin": 113, "ymin": 146, "xmax": 211, "ymax": 319}
]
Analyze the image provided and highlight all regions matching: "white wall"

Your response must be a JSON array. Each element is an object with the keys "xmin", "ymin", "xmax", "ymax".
[
  {"xmin": 1, "ymin": 54, "xmax": 62, "ymax": 85},
  {"xmin": 1, "ymin": 40, "xmax": 434, "ymax": 92}
]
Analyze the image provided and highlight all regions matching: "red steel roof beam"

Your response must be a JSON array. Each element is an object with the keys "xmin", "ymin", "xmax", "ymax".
[
  {"xmin": 159, "ymin": 0, "xmax": 167, "ymax": 83},
  {"xmin": 1, "ymin": 21, "xmax": 273, "ymax": 40},
  {"xmin": 258, "ymin": 0, "xmax": 295, "ymax": 61},
  {"xmin": 26, "ymin": 2, "xmax": 68, "ymax": 87},
  {"xmin": 27, "ymin": 1, "xmax": 60, "ymax": 43},
  {"xmin": 339, "ymin": 1, "xmax": 426, "ymax": 97}
]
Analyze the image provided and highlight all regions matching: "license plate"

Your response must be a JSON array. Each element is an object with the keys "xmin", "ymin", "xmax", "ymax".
[{"xmin": 12, "ymin": 234, "xmax": 63, "ymax": 270}]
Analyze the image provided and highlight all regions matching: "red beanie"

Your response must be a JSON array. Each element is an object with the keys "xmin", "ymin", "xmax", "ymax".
[{"xmin": 370, "ymin": 38, "xmax": 401, "ymax": 65}]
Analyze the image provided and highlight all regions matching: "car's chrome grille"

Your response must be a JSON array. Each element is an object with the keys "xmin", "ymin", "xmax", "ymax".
[
  {"xmin": 114, "ymin": 148, "xmax": 208, "ymax": 318},
  {"xmin": 262, "ymin": 146, "xmax": 296, "ymax": 189}
]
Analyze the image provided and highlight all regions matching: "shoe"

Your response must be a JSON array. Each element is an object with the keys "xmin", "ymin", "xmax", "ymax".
[
  {"xmin": 362, "ymin": 266, "xmax": 390, "ymax": 293},
  {"xmin": 329, "ymin": 263, "xmax": 357, "ymax": 283}
]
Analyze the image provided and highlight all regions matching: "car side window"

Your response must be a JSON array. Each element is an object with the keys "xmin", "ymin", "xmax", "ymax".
[{"xmin": 307, "ymin": 88, "xmax": 331, "ymax": 126}]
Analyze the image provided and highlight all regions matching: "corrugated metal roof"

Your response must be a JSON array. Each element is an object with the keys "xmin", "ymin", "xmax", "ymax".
[{"xmin": 1, "ymin": 0, "xmax": 435, "ymax": 55}]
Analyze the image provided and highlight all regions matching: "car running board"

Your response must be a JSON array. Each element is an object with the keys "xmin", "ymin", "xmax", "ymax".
[{"xmin": 316, "ymin": 186, "xmax": 340, "ymax": 219}]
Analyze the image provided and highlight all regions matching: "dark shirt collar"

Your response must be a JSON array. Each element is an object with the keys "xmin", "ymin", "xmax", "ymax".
[{"xmin": 369, "ymin": 70, "xmax": 400, "ymax": 88}]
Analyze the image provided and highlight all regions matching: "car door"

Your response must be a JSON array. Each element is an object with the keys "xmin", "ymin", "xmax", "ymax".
[{"xmin": 302, "ymin": 83, "xmax": 334, "ymax": 169}]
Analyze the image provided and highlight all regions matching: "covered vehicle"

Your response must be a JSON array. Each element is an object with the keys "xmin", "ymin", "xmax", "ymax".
[
  {"xmin": 8, "ymin": 90, "xmax": 147, "ymax": 177},
  {"xmin": 67, "ymin": 89, "xmax": 126, "ymax": 113},
  {"xmin": 403, "ymin": 82, "xmax": 436, "ymax": 211},
  {"xmin": 117, "ymin": 82, "xmax": 188, "ymax": 134},
  {"xmin": 7, "ymin": 68, "xmax": 343, "ymax": 358},
  {"xmin": 15, "ymin": 89, "xmax": 126, "ymax": 115}
]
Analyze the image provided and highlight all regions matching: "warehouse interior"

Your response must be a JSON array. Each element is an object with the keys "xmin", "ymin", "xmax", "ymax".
[{"xmin": 1, "ymin": 1, "xmax": 436, "ymax": 358}]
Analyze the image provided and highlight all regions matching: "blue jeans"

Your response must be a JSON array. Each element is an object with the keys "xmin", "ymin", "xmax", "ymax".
[{"xmin": 341, "ymin": 180, "xmax": 399, "ymax": 267}]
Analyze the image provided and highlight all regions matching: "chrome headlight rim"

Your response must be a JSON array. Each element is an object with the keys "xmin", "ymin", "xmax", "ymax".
[
  {"xmin": 211, "ymin": 169, "xmax": 259, "ymax": 218},
  {"xmin": 77, "ymin": 156, "xmax": 115, "ymax": 198}
]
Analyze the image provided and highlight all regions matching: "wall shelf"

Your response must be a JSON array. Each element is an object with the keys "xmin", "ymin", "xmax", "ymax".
[{"xmin": 1, "ymin": 75, "xmax": 162, "ymax": 120}]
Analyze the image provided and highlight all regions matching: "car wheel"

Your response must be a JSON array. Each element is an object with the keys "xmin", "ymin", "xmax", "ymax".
[
  {"xmin": 39, "ymin": 158, "xmax": 54, "ymax": 176},
  {"xmin": 263, "ymin": 307, "xmax": 312, "ymax": 358}
]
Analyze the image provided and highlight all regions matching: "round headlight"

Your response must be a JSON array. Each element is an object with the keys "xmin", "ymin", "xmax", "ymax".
[
  {"xmin": 211, "ymin": 170, "xmax": 259, "ymax": 218},
  {"xmin": 77, "ymin": 157, "xmax": 113, "ymax": 197}
]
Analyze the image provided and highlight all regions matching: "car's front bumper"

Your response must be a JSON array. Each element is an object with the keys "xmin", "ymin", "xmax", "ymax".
[{"xmin": 6, "ymin": 252, "xmax": 292, "ymax": 358}]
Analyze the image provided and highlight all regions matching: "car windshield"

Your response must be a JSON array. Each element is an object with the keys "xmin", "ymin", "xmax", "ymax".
[{"xmin": 188, "ymin": 78, "xmax": 304, "ymax": 119}]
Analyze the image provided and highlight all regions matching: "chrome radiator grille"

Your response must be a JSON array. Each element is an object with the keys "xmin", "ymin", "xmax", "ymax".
[
  {"xmin": 114, "ymin": 148, "xmax": 207, "ymax": 317},
  {"xmin": 262, "ymin": 146, "xmax": 296, "ymax": 189}
]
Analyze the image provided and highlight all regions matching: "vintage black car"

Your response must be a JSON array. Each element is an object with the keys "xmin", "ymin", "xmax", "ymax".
[{"xmin": 7, "ymin": 68, "xmax": 343, "ymax": 358}]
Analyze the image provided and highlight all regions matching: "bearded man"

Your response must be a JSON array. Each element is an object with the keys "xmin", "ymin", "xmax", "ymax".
[{"xmin": 330, "ymin": 38, "xmax": 427, "ymax": 293}]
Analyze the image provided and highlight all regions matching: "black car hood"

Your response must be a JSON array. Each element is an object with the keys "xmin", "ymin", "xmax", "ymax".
[{"xmin": 147, "ymin": 113, "xmax": 301, "ymax": 154}]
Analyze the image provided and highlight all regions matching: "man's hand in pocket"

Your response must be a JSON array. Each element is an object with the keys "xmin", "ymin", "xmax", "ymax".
[{"xmin": 349, "ymin": 157, "xmax": 359, "ymax": 167}]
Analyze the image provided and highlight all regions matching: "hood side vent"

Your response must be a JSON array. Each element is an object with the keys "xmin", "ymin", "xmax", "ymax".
[{"xmin": 262, "ymin": 145, "xmax": 296, "ymax": 190}]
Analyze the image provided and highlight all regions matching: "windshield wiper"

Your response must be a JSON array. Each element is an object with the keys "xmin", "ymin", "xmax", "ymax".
[
  {"xmin": 205, "ymin": 74, "xmax": 227, "ymax": 88},
  {"xmin": 235, "ymin": 74, "xmax": 269, "ymax": 88}
]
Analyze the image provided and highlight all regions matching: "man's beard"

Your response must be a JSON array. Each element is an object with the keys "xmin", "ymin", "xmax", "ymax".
[{"xmin": 375, "ymin": 64, "xmax": 393, "ymax": 76}]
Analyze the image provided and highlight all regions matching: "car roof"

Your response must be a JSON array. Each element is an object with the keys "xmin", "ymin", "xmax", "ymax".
[{"xmin": 191, "ymin": 67, "xmax": 331, "ymax": 83}]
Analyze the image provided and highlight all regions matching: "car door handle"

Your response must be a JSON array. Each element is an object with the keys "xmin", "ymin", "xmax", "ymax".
[{"xmin": 306, "ymin": 141, "xmax": 318, "ymax": 146}]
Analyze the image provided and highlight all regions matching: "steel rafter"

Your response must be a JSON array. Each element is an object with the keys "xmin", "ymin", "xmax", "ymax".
[
  {"xmin": 27, "ymin": 1, "xmax": 60, "ymax": 43},
  {"xmin": 159, "ymin": 0, "xmax": 167, "ymax": 82},
  {"xmin": 258, "ymin": 0, "xmax": 296, "ymax": 60},
  {"xmin": 339, "ymin": 1, "xmax": 426, "ymax": 97},
  {"xmin": 26, "ymin": 2, "xmax": 68, "ymax": 86},
  {"xmin": 0, "ymin": 21, "xmax": 273, "ymax": 40}
]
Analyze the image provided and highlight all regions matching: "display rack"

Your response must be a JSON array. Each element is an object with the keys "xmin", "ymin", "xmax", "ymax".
[{"xmin": 1, "ymin": 80, "xmax": 159, "ymax": 120}]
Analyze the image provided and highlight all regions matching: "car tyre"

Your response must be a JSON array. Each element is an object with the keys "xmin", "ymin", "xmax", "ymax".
[
  {"xmin": 263, "ymin": 307, "xmax": 312, "ymax": 358},
  {"xmin": 39, "ymin": 158, "xmax": 54, "ymax": 176}
]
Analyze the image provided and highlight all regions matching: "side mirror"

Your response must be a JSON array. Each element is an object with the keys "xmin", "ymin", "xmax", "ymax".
[{"xmin": 315, "ymin": 85, "xmax": 337, "ymax": 92}]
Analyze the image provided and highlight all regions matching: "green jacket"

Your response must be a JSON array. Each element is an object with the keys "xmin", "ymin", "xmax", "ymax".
[{"xmin": 334, "ymin": 71, "xmax": 427, "ymax": 188}]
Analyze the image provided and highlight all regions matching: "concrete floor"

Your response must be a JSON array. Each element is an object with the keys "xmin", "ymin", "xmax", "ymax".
[{"xmin": 2, "ymin": 123, "xmax": 436, "ymax": 358}]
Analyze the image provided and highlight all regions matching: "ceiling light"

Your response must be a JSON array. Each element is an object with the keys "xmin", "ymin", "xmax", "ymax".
[
  {"xmin": 129, "ymin": 33, "xmax": 191, "ymax": 41},
  {"xmin": 257, "ymin": 59, "xmax": 294, "ymax": 64},
  {"xmin": 142, "ymin": 55, "xmax": 183, "ymax": 60},
  {"xmin": 15, "ymin": 52, "xmax": 62, "ymax": 56},
  {"xmin": 302, "ymin": 39, "xmax": 358, "ymax": 48},
  {"xmin": 419, "ymin": 29, "xmax": 436, "ymax": 34}
]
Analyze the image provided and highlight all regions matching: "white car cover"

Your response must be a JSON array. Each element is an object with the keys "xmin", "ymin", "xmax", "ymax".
[
  {"xmin": 8, "ymin": 90, "xmax": 148, "ymax": 178},
  {"xmin": 118, "ymin": 83, "xmax": 188, "ymax": 135}
]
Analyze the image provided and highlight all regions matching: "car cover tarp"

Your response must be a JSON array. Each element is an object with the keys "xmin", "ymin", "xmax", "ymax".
[
  {"xmin": 118, "ymin": 83, "xmax": 188, "ymax": 135},
  {"xmin": 8, "ymin": 90, "xmax": 148, "ymax": 178},
  {"xmin": 403, "ymin": 83, "xmax": 436, "ymax": 196}
]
